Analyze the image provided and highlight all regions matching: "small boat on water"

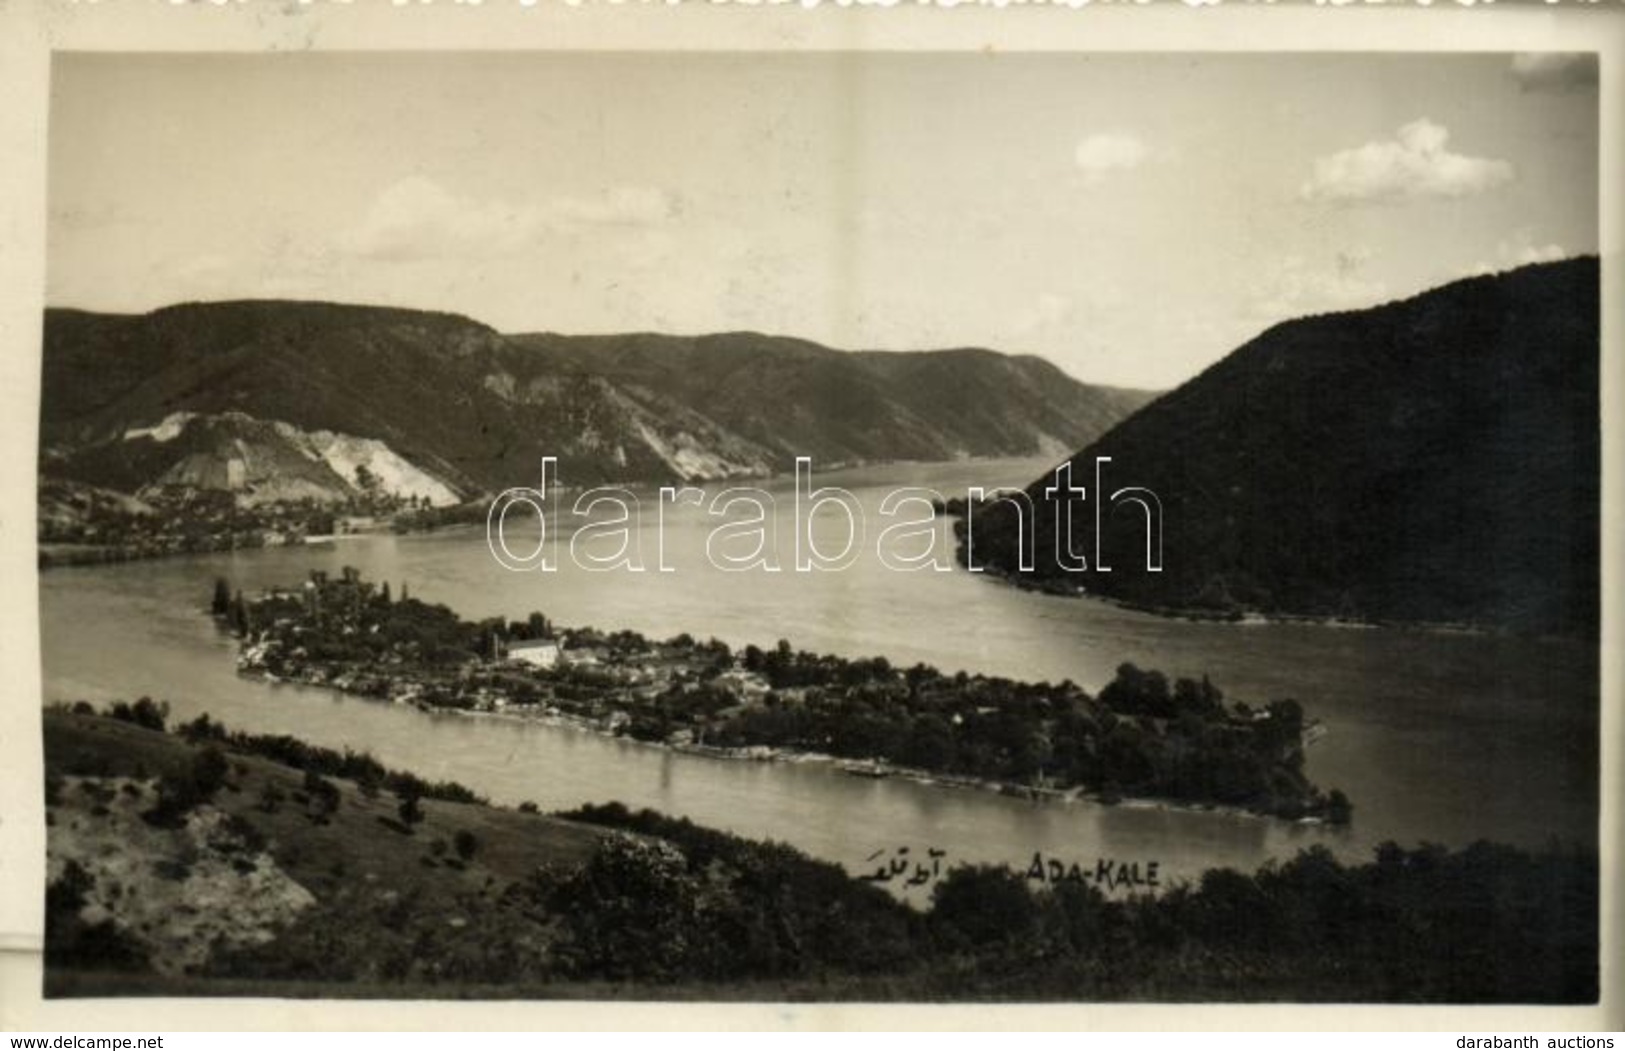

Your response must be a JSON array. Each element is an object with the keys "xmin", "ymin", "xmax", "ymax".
[{"xmin": 841, "ymin": 759, "xmax": 888, "ymax": 779}]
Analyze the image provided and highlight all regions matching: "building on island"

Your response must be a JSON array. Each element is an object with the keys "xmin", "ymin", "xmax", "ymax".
[{"xmin": 506, "ymin": 638, "xmax": 561, "ymax": 669}]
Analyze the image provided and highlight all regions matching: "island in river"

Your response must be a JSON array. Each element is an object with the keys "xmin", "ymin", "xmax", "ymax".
[{"xmin": 214, "ymin": 567, "xmax": 1352, "ymax": 825}]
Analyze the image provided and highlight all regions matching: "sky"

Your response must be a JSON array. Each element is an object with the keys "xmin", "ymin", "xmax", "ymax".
[{"xmin": 47, "ymin": 51, "xmax": 1599, "ymax": 390}]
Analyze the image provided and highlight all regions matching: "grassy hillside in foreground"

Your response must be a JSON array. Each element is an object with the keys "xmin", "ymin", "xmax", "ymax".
[
  {"xmin": 45, "ymin": 708, "xmax": 602, "ymax": 988},
  {"xmin": 43, "ymin": 707, "xmax": 1598, "ymax": 1002}
]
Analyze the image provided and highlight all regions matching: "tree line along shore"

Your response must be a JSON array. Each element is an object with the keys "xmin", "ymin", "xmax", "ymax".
[{"xmin": 38, "ymin": 477, "xmax": 489, "ymax": 570}]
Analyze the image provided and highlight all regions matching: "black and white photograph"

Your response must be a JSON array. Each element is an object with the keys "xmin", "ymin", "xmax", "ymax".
[{"xmin": 3, "ymin": 6, "xmax": 1617, "ymax": 1022}]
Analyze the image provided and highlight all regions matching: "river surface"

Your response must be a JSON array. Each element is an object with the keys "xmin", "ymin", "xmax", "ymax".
[{"xmin": 38, "ymin": 459, "xmax": 1599, "ymax": 899}]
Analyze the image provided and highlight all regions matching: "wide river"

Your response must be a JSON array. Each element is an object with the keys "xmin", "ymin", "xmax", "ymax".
[{"xmin": 39, "ymin": 460, "xmax": 1598, "ymax": 899}]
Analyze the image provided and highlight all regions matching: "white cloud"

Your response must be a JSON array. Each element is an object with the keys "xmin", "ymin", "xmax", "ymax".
[
  {"xmin": 1468, "ymin": 234, "xmax": 1570, "ymax": 277},
  {"xmin": 341, "ymin": 176, "xmax": 677, "ymax": 261},
  {"xmin": 1074, "ymin": 133, "xmax": 1148, "ymax": 181},
  {"xmin": 547, "ymin": 186, "xmax": 678, "ymax": 229},
  {"xmin": 341, "ymin": 177, "xmax": 520, "ymax": 260},
  {"xmin": 1509, "ymin": 53, "xmax": 1598, "ymax": 92},
  {"xmin": 1248, "ymin": 251, "xmax": 1389, "ymax": 322},
  {"xmin": 1009, "ymin": 279, "xmax": 1129, "ymax": 346},
  {"xmin": 169, "ymin": 253, "xmax": 234, "ymax": 286},
  {"xmin": 1299, "ymin": 119, "xmax": 1513, "ymax": 204},
  {"xmin": 1010, "ymin": 292, "xmax": 1074, "ymax": 340}
]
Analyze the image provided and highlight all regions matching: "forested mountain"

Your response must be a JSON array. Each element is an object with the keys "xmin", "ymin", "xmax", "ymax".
[
  {"xmin": 39, "ymin": 302, "xmax": 1154, "ymax": 504},
  {"xmin": 962, "ymin": 258, "xmax": 1600, "ymax": 635},
  {"xmin": 509, "ymin": 331, "xmax": 1152, "ymax": 468}
]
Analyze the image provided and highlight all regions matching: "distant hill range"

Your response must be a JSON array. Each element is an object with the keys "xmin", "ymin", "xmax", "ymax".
[
  {"xmin": 39, "ymin": 301, "xmax": 1154, "ymax": 506},
  {"xmin": 962, "ymin": 258, "xmax": 1600, "ymax": 636}
]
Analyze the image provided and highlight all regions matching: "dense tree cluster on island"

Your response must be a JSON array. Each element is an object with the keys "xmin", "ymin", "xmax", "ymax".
[{"xmin": 215, "ymin": 569, "xmax": 1349, "ymax": 822}]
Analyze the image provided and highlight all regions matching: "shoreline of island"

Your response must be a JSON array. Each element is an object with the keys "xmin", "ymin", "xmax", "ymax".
[
  {"xmin": 216, "ymin": 567, "xmax": 1353, "ymax": 827},
  {"xmin": 233, "ymin": 663, "xmax": 1333, "ymax": 828}
]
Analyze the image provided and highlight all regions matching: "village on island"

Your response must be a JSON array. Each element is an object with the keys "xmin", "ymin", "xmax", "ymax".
[{"xmin": 214, "ymin": 567, "xmax": 1352, "ymax": 845}]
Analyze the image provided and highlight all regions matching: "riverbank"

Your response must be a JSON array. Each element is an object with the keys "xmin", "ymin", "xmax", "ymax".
[
  {"xmin": 39, "ymin": 536, "xmax": 298, "ymax": 569},
  {"xmin": 44, "ymin": 706, "xmax": 1598, "ymax": 1002},
  {"xmin": 947, "ymin": 553, "xmax": 1535, "ymax": 640},
  {"xmin": 932, "ymin": 501, "xmax": 1579, "ymax": 641},
  {"xmin": 234, "ymin": 665, "xmax": 1327, "ymax": 829}
]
